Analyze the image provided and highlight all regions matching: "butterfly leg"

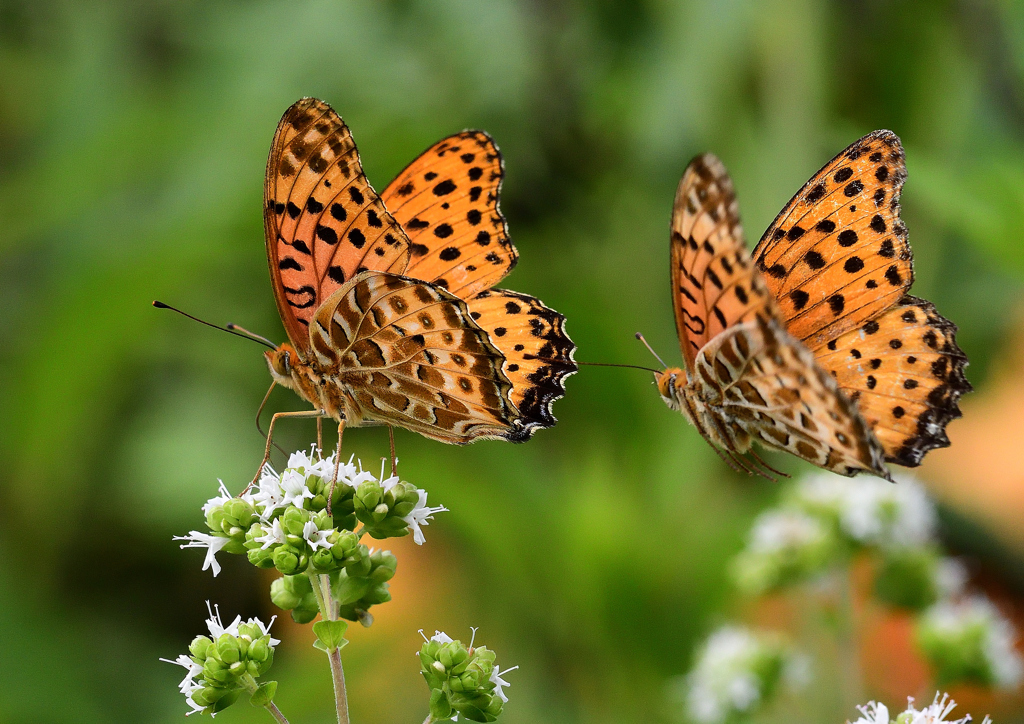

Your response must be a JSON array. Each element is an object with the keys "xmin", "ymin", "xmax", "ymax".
[
  {"xmin": 249, "ymin": 409, "xmax": 325, "ymax": 489},
  {"xmin": 254, "ymin": 382, "xmax": 287, "ymax": 456},
  {"xmin": 327, "ymin": 420, "xmax": 346, "ymax": 516},
  {"xmin": 748, "ymin": 448, "xmax": 790, "ymax": 481},
  {"xmin": 317, "ymin": 417, "xmax": 324, "ymax": 458},
  {"xmin": 387, "ymin": 425, "xmax": 397, "ymax": 478}
]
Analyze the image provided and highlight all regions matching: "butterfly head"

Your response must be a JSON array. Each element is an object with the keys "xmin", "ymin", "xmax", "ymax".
[
  {"xmin": 265, "ymin": 343, "xmax": 299, "ymax": 390},
  {"xmin": 655, "ymin": 366, "xmax": 687, "ymax": 409}
]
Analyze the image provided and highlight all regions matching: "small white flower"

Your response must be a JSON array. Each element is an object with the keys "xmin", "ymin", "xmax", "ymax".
[
  {"xmin": 202, "ymin": 480, "xmax": 235, "ymax": 516},
  {"xmin": 174, "ymin": 531, "xmax": 229, "ymax": 576},
  {"xmin": 431, "ymin": 630, "xmax": 454, "ymax": 644},
  {"xmin": 278, "ymin": 468, "xmax": 314, "ymax": 508},
  {"xmin": 302, "ymin": 519, "xmax": 332, "ymax": 551},
  {"xmin": 404, "ymin": 489, "xmax": 448, "ymax": 545},
  {"xmin": 850, "ymin": 700, "xmax": 890, "ymax": 724},
  {"xmin": 901, "ymin": 693, "xmax": 973, "ymax": 724},
  {"xmin": 253, "ymin": 518, "xmax": 286, "ymax": 550},
  {"xmin": 203, "ymin": 602, "xmax": 280, "ymax": 647},
  {"xmin": 159, "ymin": 653, "xmax": 205, "ymax": 714},
  {"xmin": 490, "ymin": 661, "xmax": 517, "ymax": 703}
]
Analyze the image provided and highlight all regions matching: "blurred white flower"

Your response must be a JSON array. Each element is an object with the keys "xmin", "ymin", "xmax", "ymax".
[
  {"xmin": 793, "ymin": 472, "xmax": 936, "ymax": 549},
  {"xmin": 918, "ymin": 596, "xmax": 1023, "ymax": 690},
  {"xmin": 935, "ymin": 558, "xmax": 968, "ymax": 600},
  {"xmin": 683, "ymin": 626, "xmax": 806, "ymax": 724},
  {"xmin": 173, "ymin": 531, "xmax": 229, "ymax": 576},
  {"xmin": 732, "ymin": 509, "xmax": 836, "ymax": 594},
  {"xmin": 748, "ymin": 509, "xmax": 829, "ymax": 554}
]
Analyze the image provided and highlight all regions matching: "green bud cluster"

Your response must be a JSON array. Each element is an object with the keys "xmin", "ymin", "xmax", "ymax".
[
  {"xmin": 874, "ymin": 547, "xmax": 945, "ymax": 611},
  {"xmin": 206, "ymin": 497, "xmax": 257, "ymax": 556},
  {"xmin": 420, "ymin": 636, "xmax": 507, "ymax": 722},
  {"xmin": 354, "ymin": 477, "xmax": 422, "ymax": 540},
  {"xmin": 184, "ymin": 622, "xmax": 276, "ymax": 715},
  {"xmin": 268, "ymin": 546, "xmax": 397, "ymax": 625}
]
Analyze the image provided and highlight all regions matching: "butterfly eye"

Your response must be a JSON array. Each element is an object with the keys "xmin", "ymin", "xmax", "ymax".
[{"xmin": 282, "ymin": 351, "xmax": 292, "ymax": 373}]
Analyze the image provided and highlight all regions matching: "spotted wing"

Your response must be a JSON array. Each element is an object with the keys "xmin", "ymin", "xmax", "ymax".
[
  {"xmin": 380, "ymin": 131, "xmax": 516, "ymax": 297},
  {"xmin": 463, "ymin": 289, "xmax": 576, "ymax": 438},
  {"xmin": 671, "ymin": 154, "xmax": 777, "ymax": 370},
  {"xmin": 810, "ymin": 296, "xmax": 971, "ymax": 466},
  {"xmin": 309, "ymin": 271, "xmax": 522, "ymax": 443},
  {"xmin": 751, "ymin": 131, "xmax": 911, "ymax": 350},
  {"xmin": 265, "ymin": 98, "xmax": 411, "ymax": 352},
  {"xmin": 695, "ymin": 314, "xmax": 890, "ymax": 478}
]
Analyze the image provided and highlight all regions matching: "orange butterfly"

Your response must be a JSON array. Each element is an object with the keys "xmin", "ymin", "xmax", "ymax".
[
  {"xmin": 258, "ymin": 98, "xmax": 575, "ymax": 472},
  {"xmin": 653, "ymin": 132, "xmax": 970, "ymax": 479}
]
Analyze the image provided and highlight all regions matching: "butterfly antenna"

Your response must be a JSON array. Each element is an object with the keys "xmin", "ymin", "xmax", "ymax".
[
  {"xmin": 634, "ymin": 333, "xmax": 668, "ymax": 368},
  {"xmin": 522, "ymin": 355, "xmax": 659, "ymax": 374},
  {"xmin": 225, "ymin": 323, "xmax": 277, "ymax": 348},
  {"xmin": 152, "ymin": 301, "xmax": 276, "ymax": 350}
]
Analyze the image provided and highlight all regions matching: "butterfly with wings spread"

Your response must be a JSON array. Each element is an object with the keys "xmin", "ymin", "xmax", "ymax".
[
  {"xmin": 258, "ymin": 98, "xmax": 576, "ymax": 479},
  {"xmin": 653, "ymin": 132, "xmax": 971, "ymax": 480}
]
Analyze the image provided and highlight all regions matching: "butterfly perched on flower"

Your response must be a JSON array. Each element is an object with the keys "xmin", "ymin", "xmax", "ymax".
[
  {"xmin": 261, "ymin": 98, "xmax": 575, "ymax": 453},
  {"xmin": 653, "ymin": 131, "xmax": 970, "ymax": 479}
]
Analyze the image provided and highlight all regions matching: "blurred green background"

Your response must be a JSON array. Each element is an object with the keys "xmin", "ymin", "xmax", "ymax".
[{"xmin": 3, "ymin": 0, "xmax": 1024, "ymax": 722}]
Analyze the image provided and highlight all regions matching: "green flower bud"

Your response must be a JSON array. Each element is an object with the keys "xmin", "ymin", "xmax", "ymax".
[
  {"xmin": 272, "ymin": 544, "xmax": 308, "ymax": 575},
  {"xmin": 189, "ymin": 636, "xmax": 213, "ymax": 660},
  {"xmin": 875, "ymin": 548, "xmax": 942, "ymax": 611},
  {"xmin": 217, "ymin": 634, "xmax": 241, "ymax": 664}
]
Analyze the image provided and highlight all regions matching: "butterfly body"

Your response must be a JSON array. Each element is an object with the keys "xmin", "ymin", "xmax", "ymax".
[
  {"xmin": 659, "ymin": 137, "xmax": 969, "ymax": 478},
  {"xmin": 262, "ymin": 98, "xmax": 575, "ymax": 447}
]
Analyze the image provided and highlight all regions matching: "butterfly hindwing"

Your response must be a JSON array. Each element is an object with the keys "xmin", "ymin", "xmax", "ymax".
[
  {"xmin": 751, "ymin": 131, "xmax": 911, "ymax": 350},
  {"xmin": 811, "ymin": 295, "xmax": 971, "ymax": 466},
  {"xmin": 671, "ymin": 154, "xmax": 777, "ymax": 369},
  {"xmin": 693, "ymin": 314, "xmax": 890, "ymax": 477},
  {"xmin": 464, "ymin": 289, "xmax": 577, "ymax": 436},
  {"xmin": 309, "ymin": 271, "xmax": 521, "ymax": 443},
  {"xmin": 381, "ymin": 131, "xmax": 517, "ymax": 298},
  {"xmin": 265, "ymin": 98, "xmax": 411, "ymax": 351}
]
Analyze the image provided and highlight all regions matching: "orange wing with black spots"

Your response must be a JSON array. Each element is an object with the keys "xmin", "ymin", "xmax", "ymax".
[
  {"xmin": 463, "ymin": 289, "xmax": 576, "ymax": 436},
  {"xmin": 670, "ymin": 153, "xmax": 777, "ymax": 370},
  {"xmin": 810, "ymin": 296, "xmax": 971, "ymax": 466},
  {"xmin": 381, "ymin": 131, "xmax": 517, "ymax": 298},
  {"xmin": 265, "ymin": 98, "xmax": 411, "ymax": 353},
  {"xmin": 750, "ymin": 130, "xmax": 969, "ymax": 466},
  {"xmin": 751, "ymin": 131, "xmax": 911, "ymax": 351}
]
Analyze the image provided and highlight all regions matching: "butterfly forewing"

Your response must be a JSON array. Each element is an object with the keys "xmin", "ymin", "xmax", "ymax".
[
  {"xmin": 381, "ymin": 131, "xmax": 517, "ymax": 298},
  {"xmin": 464, "ymin": 289, "xmax": 576, "ymax": 436},
  {"xmin": 752, "ymin": 131, "xmax": 911, "ymax": 350},
  {"xmin": 310, "ymin": 271, "xmax": 520, "ymax": 443},
  {"xmin": 265, "ymin": 98, "xmax": 411, "ymax": 351},
  {"xmin": 694, "ymin": 316, "xmax": 889, "ymax": 477},
  {"xmin": 810, "ymin": 295, "xmax": 971, "ymax": 466},
  {"xmin": 671, "ymin": 154, "xmax": 776, "ymax": 370}
]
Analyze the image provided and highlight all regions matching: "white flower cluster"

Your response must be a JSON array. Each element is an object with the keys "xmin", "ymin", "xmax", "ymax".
[
  {"xmin": 850, "ymin": 693, "xmax": 991, "ymax": 724},
  {"xmin": 175, "ymin": 448, "xmax": 445, "ymax": 576},
  {"xmin": 161, "ymin": 603, "xmax": 279, "ymax": 715},
  {"xmin": 792, "ymin": 472, "xmax": 936, "ymax": 549},
  {"xmin": 917, "ymin": 596, "xmax": 1024, "ymax": 690},
  {"xmin": 683, "ymin": 626, "xmax": 807, "ymax": 724}
]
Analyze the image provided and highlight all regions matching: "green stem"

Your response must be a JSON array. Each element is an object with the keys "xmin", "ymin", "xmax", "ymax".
[
  {"xmin": 242, "ymin": 675, "xmax": 290, "ymax": 724},
  {"xmin": 329, "ymin": 645, "xmax": 351, "ymax": 724},
  {"xmin": 307, "ymin": 571, "xmax": 349, "ymax": 724}
]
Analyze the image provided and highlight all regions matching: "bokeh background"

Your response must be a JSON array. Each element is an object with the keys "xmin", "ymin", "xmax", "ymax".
[{"xmin": 3, "ymin": 0, "xmax": 1024, "ymax": 722}]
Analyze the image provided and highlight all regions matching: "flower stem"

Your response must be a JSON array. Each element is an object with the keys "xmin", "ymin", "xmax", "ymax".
[
  {"xmin": 308, "ymin": 571, "xmax": 350, "ymax": 724},
  {"xmin": 241, "ymin": 675, "xmax": 290, "ymax": 724},
  {"xmin": 329, "ymin": 646, "xmax": 351, "ymax": 724},
  {"xmin": 422, "ymin": 715, "xmax": 433, "ymax": 724}
]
